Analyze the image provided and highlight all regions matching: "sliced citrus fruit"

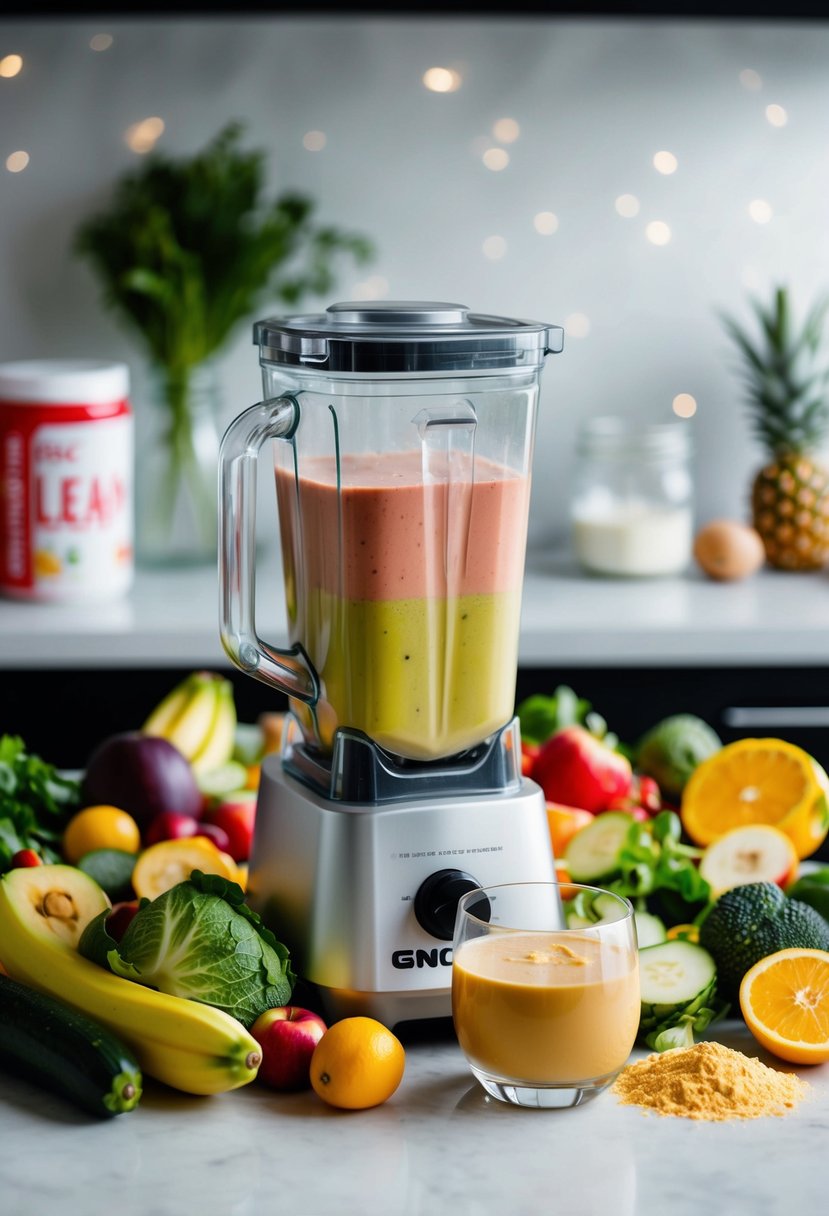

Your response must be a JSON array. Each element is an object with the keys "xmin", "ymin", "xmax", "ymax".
[
  {"xmin": 680, "ymin": 738, "xmax": 829, "ymax": 859},
  {"xmin": 310, "ymin": 1016, "xmax": 405, "ymax": 1110},
  {"xmin": 545, "ymin": 803, "xmax": 594, "ymax": 859},
  {"xmin": 740, "ymin": 947, "xmax": 829, "ymax": 1064},
  {"xmin": 699, "ymin": 824, "xmax": 798, "ymax": 898},
  {"xmin": 666, "ymin": 922, "xmax": 700, "ymax": 943},
  {"xmin": 131, "ymin": 836, "xmax": 239, "ymax": 900}
]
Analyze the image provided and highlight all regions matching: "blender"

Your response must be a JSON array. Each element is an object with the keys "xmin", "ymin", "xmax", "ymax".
[{"xmin": 219, "ymin": 301, "xmax": 564, "ymax": 1027}]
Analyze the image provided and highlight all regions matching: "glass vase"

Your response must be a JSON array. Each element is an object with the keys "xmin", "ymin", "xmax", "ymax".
[{"xmin": 136, "ymin": 362, "xmax": 221, "ymax": 567}]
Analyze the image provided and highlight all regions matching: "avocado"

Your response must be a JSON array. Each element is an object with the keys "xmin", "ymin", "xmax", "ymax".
[
  {"xmin": 699, "ymin": 880, "xmax": 829, "ymax": 999},
  {"xmin": 636, "ymin": 714, "xmax": 721, "ymax": 800}
]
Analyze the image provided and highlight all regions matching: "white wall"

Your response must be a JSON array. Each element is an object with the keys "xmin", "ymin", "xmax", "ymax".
[{"xmin": 2, "ymin": 15, "xmax": 828, "ymax": 550}]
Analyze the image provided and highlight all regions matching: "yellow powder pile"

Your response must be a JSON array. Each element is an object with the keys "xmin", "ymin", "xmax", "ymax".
[{"xmin": 612, "ymin": 1041, "xmax": 808, "ymax": 1121}]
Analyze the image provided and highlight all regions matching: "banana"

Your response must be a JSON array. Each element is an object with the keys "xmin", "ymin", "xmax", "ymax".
[
  {"xmin": 189, "ymin": 679, "xmax": 238, "ymax": 776},
  {"xmin": 143, "ymin": 671, "xmax": 238, "ymax": 770},
  {"xmin": 141, "ymin": 681, "xmax": 194, "ymax": 737},
  {"xmin": 0, "ymin": 867, "xmax": 261, "ymax": 1095}
]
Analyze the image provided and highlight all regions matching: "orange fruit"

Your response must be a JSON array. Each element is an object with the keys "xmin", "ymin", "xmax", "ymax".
[
  {"xmin": 740, "ymin": 947, "xmax": 829, "ymax": 1064},
  {"xmin": 680, "ymin": 738, "xmax": 829, "ymax": 860},
  {"xmin": 545, "ymin": 804, "xmax": 595, "ymax": 859},
  {"xmin": 666, "ymin": 923, "xmax": 700, "ymax": 944},
  {"xmin": 63, "ymin": 805, "xmax": 141, "ymax": 864},
  {"xmin": 310, "ymin": 1016, "xmax": 405, "ymax": 1110},
  {"xmin": 131, "ymin": 836, "xmax": 239, "ymax": 900}
]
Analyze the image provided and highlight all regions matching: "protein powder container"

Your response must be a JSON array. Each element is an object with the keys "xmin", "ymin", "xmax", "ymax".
[{"xmin": 0, "ymin": 359, "xmax": 134, "ymax": 602}]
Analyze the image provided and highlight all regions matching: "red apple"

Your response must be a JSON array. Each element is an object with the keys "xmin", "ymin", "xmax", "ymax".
[
  {"xmin": 530, "ymin": 725, "xmax": 633, "ymax": 814},
  {"xmin": 203, "ymin": 791, "xmax": 257, "ymax": 862},
  {"xmin": 251, "ymin": 1006, "xmax": 328, "ymax": 1091},
  {"xmin": 144, "ymin": 811, "xmax": 199, "ymax": 846},
  {"xmin": 193, "ymin": 822, "xmax": 232, "ymax": 853},
  {"xmin": 107, "ymin": 900, "xmax": 140, "ymax": 942}
]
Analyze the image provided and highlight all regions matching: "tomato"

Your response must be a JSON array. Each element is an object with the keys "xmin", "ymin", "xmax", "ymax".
[{"xmin": 10, "ymin": 849, "xmax": 42, "ymax": 868}]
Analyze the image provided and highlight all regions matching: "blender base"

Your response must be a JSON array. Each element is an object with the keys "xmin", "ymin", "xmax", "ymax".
[{"xmin": 246, "ymin": 750, "xmax": 557, "ymax": 1029}]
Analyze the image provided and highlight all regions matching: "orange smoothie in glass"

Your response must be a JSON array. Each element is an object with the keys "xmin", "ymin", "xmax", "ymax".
[
  {"xmin": 275, "ymin": 450, "xmax": 530, "ymax": 759},
  {"xmin": 452, "ymin": 931, "xmax": 640, "ymax": 1085}
]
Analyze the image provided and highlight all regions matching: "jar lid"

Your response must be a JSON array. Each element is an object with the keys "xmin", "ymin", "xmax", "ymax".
[
  {"xmin": 0, "ymin": 360, "xmax": 130, "ymax": 405},
  {"xmin": 577, "ymin": 416, "xmax": 693, "ymax": 460},
  {"xmin": 255, "ymin": 300, "xmax": 564, "ymax": 373}
]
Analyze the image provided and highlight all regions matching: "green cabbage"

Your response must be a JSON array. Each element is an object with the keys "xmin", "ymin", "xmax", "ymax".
[{"xmin": 80, "ymin": 870, "xmax": 294, "ymax": 1028}]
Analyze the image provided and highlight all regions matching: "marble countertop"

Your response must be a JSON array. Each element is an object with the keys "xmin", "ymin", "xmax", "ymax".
[
  {"xmin": 1, "ymin": 1019, "xmax": 826, "ymax": 1216},
  {"xmin": 2, "ymin": 546, "xmax": 829, "ymax": 670}
]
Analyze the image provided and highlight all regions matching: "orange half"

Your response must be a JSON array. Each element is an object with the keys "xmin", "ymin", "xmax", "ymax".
[
  {"xmin": 740, "ymin": 947, "xmax": 829, "ymax": 1065},
  {"xmin": 680, "ymin": 738, "xmax": 829, "ymax": 859}
]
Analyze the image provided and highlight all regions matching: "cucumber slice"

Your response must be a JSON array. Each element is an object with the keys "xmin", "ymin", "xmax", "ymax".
[
  {"xmin": 634, "ymin": 910, "xmax": 668, "ymax": 949},
  {"xmin": 593, "ymin": 891, "xmax": 628, "ymax": 923},
  {"xmin": 565, "ymin": 911, "xmax": 597, "ymax": 929},
  {"xmin": 564, "ymin": 812, "xmax": 633, "ymax": 882},
  {"xmin": 638, "ymin": 939, "xmax": 716, "ymax": 1006}
]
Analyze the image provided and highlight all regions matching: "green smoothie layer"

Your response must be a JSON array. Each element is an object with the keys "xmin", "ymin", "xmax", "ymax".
[{"xmin": 295, "ymin": 588, "xmax": 522, "ymax": 759}]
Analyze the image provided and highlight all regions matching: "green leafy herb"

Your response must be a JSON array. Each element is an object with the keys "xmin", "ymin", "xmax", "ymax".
[
  {"xmin": 81, "ymin": 869, "xmax": 294, "ymax": 1028},
  {"xmin": 594, "ymin": 810, "xmax": 712, "ymax": 927},
  {"xmin": 645, "ymin": 1002, "xmax": 726, "ymax": 1053},
  {"xmin": 74, "ymin": 122, "xmax": 374, "ymax": 542},
  {"xmin": 75, "ymin": 122, "xmax": 374, "ymax": 378},
  {"xmin": 0, "ymin": 736, "xmax": 80, "ymax": 872},
  {"xmin": 516, "ymin": 685, "xmax": 617, "ymax": 749}
]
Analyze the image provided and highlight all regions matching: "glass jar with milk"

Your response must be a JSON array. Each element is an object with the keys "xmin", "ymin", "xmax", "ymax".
[{"xmin": 570, "ymin": 417, "xmax": 693, "ymax": 577}]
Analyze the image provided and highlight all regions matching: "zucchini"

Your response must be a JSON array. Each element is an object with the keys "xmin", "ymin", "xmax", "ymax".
[
  {"xmin": 0, "ymin": 974, "xmax": 142, "ymax": 1118},
  {"xmin": 564, "ymin": 811, "xmax": 633, "ymax": 881}
]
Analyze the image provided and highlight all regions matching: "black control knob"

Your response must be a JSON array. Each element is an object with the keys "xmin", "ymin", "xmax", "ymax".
[{"xmin": 413, "ymin": 869, "xmax": 488, "ymax": 941}]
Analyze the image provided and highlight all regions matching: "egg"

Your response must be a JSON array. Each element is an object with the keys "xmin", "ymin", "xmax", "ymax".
[{"xmin": 693, "ymin": 519, "xmax": 766, "ymax": 581}]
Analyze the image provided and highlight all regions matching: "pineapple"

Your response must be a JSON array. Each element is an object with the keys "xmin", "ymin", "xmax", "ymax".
[{"xmin": 722, "ymin": 285, "xmax": 829, "ymax": 571}]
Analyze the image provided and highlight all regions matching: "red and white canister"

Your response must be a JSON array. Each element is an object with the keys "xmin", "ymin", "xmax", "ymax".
[{"xmin": 0, "ymin": 360, "xmax": 134, "ymax": 602}]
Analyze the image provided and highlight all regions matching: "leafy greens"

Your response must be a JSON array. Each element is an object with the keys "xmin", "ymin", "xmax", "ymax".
[
  {"xmin": 0, "ymin": 735, "xmax": 80, "ymax": 871},
  {"xmin": 80, "ymin": 870, "xmax": 294, "ymax": 1028},
  {"xmin": 516, "ymin": 685, "xmax": 618, "ymax": 749}
]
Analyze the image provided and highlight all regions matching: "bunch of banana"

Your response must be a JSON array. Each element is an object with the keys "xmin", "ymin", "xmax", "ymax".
[
  {"xmin": 142, "ymin": 670, "xmax": 237, "ymax": 776},
  {"xmin": 0, "ymin": 866, "xmax": 261, "ymax": 1095}
]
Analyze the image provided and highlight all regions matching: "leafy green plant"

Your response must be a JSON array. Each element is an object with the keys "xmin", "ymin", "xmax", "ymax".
[
  {"xmin": 516, "ymin": 685, "xmax": 617, "ymax": 749},
  {"xmin": 75, "ymin": 121, "xmax": 373, "ymax": 377},
  {"xmin": 74, "ymin": 122, "xmax": 374, "ymax": 551},
  {"xmin": 0, "ymin": 735, "xmax": 80, "ymax": 871}
]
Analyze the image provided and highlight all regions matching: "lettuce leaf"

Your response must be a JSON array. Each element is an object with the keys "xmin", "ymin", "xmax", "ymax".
[{"xmin": 84, "ymin": 870, "xmax": 295, "ymax": 1028}]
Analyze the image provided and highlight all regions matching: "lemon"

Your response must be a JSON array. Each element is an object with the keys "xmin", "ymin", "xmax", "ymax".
[
  {"xmin": 63, "ymin": 805, "xmax": 141, "ymax": 865},
  {"xmin": 310, "ymin": 1016, "xmax": 405, "ymax": 1110},
  {"xmin": 131, "ymin": 837, "xmax": 239, "ymax": 900}
]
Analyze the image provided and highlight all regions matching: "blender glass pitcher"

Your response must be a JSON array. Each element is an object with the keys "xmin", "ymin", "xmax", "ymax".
[{"xmin": 219, "ymin": 302, "xmax": 563, "ymax": 762}]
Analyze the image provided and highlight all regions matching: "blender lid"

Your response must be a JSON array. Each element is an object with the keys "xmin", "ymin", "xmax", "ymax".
[{"xmin": 254, "ymin": 300, "xmax": 564, "ymax": 372}]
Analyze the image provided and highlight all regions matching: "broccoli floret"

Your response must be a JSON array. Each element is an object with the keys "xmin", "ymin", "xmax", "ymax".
[{"xmin": 699, "ymin": 881, "xmax": 829, "ymax": 999}]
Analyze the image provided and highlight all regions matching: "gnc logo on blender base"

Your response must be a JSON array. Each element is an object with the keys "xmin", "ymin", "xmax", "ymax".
[{"xmin": 392, "ymin": 947, "xmax": 453, "ymax": 969}]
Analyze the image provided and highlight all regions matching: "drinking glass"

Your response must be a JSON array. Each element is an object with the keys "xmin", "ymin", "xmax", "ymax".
[{"xmin": 452, "ymin": 882, "xmax": 639, "ymax": 1109}]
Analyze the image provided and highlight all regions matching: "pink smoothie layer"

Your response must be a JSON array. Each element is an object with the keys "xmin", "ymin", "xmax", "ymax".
[{"xmin": 275, "ymin": 450, "xmax": 530, "ymax": 601}]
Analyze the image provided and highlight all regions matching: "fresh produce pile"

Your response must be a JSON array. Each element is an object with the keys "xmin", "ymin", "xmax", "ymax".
[
  {"xmin": 519, "ymin": 686, "xmax": 829, "ymax": 1059},
  {"xmin": 0, "ymin": 670, "xmax": 405, "ymax": 1119}
]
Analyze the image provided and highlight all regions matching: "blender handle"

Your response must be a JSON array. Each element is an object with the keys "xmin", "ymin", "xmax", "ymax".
[{"xmin": 218, "ymin": 396, "xmax": 320, "ymax": 706}]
